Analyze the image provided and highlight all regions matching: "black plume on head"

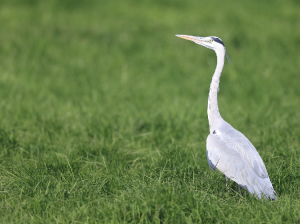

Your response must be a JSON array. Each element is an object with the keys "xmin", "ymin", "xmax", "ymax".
[{"xmin": 211, "ymin": 37, "xmax": 225, "ymax": 46}]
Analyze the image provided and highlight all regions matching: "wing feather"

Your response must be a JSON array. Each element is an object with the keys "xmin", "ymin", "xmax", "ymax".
[{"xmin": 206, "ymin": 132, "xmax": 276, "ymax": 199}]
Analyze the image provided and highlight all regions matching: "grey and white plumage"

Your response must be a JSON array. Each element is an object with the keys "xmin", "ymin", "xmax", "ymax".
[{"xmin": 176, "ymin": 34, "xmax": 276, "ymax": 200}]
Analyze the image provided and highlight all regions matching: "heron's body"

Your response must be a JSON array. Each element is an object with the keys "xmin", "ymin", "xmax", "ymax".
[{"xmin": 176, "ymin": 34, "xmax": 276, "ymax": 200}]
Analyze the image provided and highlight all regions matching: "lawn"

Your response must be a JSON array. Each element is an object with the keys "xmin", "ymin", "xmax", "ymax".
[{"xmin": 0, "ymin": 0, "xmax": 300, "ymax": 223}]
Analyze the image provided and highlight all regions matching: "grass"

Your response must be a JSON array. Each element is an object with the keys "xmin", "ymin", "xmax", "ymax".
[{"xmin": 0, "ymin": 0, "xmax": 300, "ymax": 223}]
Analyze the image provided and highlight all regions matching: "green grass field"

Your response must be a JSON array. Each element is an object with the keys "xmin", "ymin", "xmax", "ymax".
[{"xmin": 0, "ymin": 0, "xmax": 300, "ymax": 223}]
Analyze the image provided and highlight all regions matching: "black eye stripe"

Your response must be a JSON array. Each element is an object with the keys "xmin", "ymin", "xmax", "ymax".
[{"xmin": 211, "ymin": 37, "xmax": 225, "ymax": 46}]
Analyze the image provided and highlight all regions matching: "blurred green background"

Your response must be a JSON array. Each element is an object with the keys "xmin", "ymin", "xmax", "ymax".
[{"xmin": 0, "ymin": 0, "xmax": 299, "ymax": 223}]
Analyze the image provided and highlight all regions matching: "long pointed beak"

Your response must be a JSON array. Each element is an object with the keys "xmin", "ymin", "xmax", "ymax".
[{"xmin": 175, "ymin": 34, "xmax": 205, "ymax": 44}]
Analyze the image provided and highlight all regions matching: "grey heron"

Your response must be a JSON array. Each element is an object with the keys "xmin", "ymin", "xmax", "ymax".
[{"xmin": 176, "ymin": 34, "xmax": 277, "ymax": 200}]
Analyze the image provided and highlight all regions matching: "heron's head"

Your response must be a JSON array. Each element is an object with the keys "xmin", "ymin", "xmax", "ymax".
[
  {"xmin": 176, "ymin": 35, "xmax": 225, "ymax": 50},
  {"xmin": 176, "ymin": 34, "xmax": 231, "ymax": 63}
]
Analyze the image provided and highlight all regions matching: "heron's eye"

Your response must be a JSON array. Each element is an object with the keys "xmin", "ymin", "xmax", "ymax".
[{"xmin": 209, "ymin": 39, "xmax": 213, "ymax": 43}]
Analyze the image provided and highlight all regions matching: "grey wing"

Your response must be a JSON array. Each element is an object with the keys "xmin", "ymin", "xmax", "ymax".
[
  {"xmin": 219, "ymin": 127, "xmax": 268, "ymax": 179},
  {"xmin": 206, "ymin": 133, "xmax": 276, "ymax": 199}
]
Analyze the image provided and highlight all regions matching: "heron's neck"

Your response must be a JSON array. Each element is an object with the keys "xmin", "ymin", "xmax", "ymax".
[{"xmin": 208, "ymin": 49, "xmax": 225, "ymax": 132}]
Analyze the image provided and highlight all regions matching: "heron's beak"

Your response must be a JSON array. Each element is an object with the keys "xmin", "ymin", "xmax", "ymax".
[{"xmin": 176, "ymin": 35, "xmax": 205, "ymax": 44}]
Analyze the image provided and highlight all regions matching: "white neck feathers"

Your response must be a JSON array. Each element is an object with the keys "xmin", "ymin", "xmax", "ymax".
[{"xmin": 207, "ymin": 48, "xmax": 225, "ymax": 132}]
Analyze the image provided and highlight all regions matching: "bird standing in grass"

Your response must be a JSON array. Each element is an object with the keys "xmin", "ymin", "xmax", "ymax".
[{"xmin": 176, "ymin": 34, "xmax": 276, "ymax": 200}]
